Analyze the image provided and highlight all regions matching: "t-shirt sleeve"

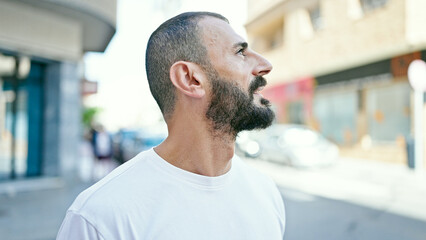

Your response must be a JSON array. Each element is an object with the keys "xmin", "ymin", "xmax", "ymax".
[
  {"xmin": 56, "ymin": 211, "xmax": 104, "ymax": 240},
  {"xmin": 276, "ymin": 187, "xmax": 286, "ymax": 237},
  {"xmin": 271, "ymin": 182, "xmax": 286, "ymax": 237}
]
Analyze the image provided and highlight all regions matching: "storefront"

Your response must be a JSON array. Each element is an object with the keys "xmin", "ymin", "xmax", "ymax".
[
  {"xmin": 0, "ymin": 54, "xmax": 84, "ymax": 180},
  {"xmin": 312, "ymin": 51, "xmax": 425, "ymax": 164},
  {"xmin": 0, "ymin": 0, "xmax": 116, "ymax": 181}
]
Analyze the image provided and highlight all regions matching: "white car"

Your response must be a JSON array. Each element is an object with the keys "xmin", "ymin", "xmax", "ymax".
[{"xmin": 236, "ymin": 124, "xmax": 339, "ymax": 168}]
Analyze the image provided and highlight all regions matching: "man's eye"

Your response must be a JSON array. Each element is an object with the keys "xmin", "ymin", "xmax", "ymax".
[{"xmin": 236, "ymin": 48, "xmax": 246, "ymax": 56}]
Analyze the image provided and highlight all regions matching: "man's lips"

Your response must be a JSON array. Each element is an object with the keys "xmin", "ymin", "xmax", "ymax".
[
  {"xmin": 254, "ymin": 86, "xmax": 265, "ymax": 93},
  {"xmin": 249, "ymin": 76, "xmax": 268, "ymax": 96}
]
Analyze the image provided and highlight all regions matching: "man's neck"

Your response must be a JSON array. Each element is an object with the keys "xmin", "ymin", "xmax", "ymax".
[{"xmin": 154, "ymin": 120, "xmax": 236, "ymax": 177}]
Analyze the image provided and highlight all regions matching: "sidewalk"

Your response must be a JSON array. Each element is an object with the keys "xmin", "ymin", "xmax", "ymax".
[
  {"xmin": 245, "ymin": 157, "xmax": 426, "ymax": 222},
  {"xmin": 0, "ymin": 139, "xmax": 119, "ymax": 240},
  {"xmin": 0, "ymin": 177, "xmax": 92, "ymax": 240},
  {"xmin": 0, "ymin": 155, "xmax": 119, "ymax": 240}
]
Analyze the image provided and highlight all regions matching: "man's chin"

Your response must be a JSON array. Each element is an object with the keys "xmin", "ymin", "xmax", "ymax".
[
  {"xmin": 252, "ymin": 94, "xmax": 266, "ymax": 104},
  {"xmin": 256, "ymin": 97, "xmax": 271, "ymax": 108},
  {"xmin": 243, "ymin": 106, "xmax": 275, "ymax": 131}
]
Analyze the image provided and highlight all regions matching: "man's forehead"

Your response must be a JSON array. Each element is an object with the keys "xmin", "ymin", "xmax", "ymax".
[{"xmin": 199, "ymin": 17, "xmax": 245, "ymax": 47}]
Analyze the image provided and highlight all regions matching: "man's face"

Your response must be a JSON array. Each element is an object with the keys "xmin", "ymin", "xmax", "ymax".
[{"xmin": 200, "ymin": 17, "xmax": 275, "ymax": 136}]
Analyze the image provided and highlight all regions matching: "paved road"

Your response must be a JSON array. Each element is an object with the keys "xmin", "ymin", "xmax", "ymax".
[{"xmin": 280, "ymin": 187, "xmax": 426, "ymax": 240}]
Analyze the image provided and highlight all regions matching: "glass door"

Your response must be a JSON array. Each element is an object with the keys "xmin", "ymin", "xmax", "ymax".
[
  {"xmin": 0, "ymin": 60, "xmax": 44, "ymax": 180},
  {"xmin": 0, "ymin": 77, "xmax": 13, "ymax": 179}
]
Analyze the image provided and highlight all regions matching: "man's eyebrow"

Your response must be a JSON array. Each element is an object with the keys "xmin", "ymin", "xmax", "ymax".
[{"xmin": 233, "ymin": 42, "xmax": 248, "ymax": 49}]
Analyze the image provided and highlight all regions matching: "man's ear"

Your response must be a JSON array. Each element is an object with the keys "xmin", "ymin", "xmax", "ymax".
[{"xmin": 169, "ymin": 61, "xmax": 206, "ymax": 98}]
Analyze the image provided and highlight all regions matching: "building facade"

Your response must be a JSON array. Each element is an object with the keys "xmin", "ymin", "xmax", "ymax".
[
  {"xmin": 0, "ymin": 0, "xmax": 116, "ymax": 180},
  {"xmin": 246, "ymin": 0, "xmax": 426, "ymax": 164}
]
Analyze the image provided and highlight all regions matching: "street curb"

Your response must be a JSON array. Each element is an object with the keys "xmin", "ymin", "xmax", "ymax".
[{"xmin": 0, "ymin": 177, "xmax": 65, "ymax": 197}]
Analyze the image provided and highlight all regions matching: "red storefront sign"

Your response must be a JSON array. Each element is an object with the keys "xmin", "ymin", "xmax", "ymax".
[{"xmin": 262, "ymin": 76, "xmax": 314, "ymax": 103}]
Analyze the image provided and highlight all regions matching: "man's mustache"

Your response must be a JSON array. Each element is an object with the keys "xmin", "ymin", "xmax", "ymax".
[{"xmin": 249, "ymin": 76, "xmax": 267, "ymax": 95}]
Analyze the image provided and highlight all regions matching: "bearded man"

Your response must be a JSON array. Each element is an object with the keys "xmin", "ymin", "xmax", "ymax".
[{"xmin": 57, "ymin": 12, "xmax": 285, "ymax": 240}]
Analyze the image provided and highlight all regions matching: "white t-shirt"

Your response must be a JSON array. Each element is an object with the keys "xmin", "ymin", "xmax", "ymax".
[{"xmin": 57, "ymin": 148, "xmax": 285, "ymax": 240}]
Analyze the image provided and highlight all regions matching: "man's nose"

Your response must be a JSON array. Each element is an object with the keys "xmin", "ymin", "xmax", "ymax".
[{"xmin": 251, "ymin": 51, "xmax": 273, "ymax": 76}]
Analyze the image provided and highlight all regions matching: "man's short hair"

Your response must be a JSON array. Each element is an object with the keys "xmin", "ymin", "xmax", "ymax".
[{"xmin": 145, "ymin": 12, "xmax": 229, "ymax": 120}]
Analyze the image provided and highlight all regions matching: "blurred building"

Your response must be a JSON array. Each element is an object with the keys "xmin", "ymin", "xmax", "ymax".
[
  {"xmin": 246, "ymin": 0, "xmax": 426, "ymax": 164},
  {"xmin": 0, "ymin": 0, "xmax": 116, "ymax": 181}
]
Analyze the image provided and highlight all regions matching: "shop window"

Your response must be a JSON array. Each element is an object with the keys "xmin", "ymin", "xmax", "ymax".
[
  {"xmin": 314, "ymin": 90, "xmax": 358, "ymax": 145},
  {"xmin": 366, "ymin": 82, "xmax": 410, "ymax": 143},
  {"xmin": 0, "ymin": 78, "xmax": 28, "ymax": 179},
  {"xmin": 299, "ymin": 3, "xmax": 323, "ymax": 40},
  {"xmin": 309, "ymin": 4, "xmax": 323, "ymax": 31},
  {"xmin": 0, "ymin": 79, "xmax": 12, "ymax": 179},
  {"xmin": 348, "ymin": 0, "xmax": 388, "ymax": 19},
  {"xmin": 0, "ymin": 61, "xmax": 44, "ymax": 180},
  {"xmin": 360, "ymin": 0, "xmax": 388, "ymax": 12}
]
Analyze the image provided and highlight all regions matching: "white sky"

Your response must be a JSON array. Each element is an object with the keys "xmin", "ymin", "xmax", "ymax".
[{"xmin": 84, "ymin": 0, "xmax": 248, "ymax": 131}]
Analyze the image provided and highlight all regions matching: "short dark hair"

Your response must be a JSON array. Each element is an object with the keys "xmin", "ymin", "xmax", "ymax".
[{"xmin": 145, "ymin": 12, "xmax": 229, "ymax": 120}]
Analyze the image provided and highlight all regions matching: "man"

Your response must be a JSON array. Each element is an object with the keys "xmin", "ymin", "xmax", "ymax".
[{"xmin": 57, "ymin": 12, "xmax": 285, "ymax": 239}]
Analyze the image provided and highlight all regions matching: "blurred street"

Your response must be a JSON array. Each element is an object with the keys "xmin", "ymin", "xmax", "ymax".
[
  {"xmin": 0, "ymin": 156, "xmax": 425, "ymax": 240},
  {"xmin": 246, "ymin": 157, "xmax": 426, "ymax": 222},
  {"xmin": 246, "ymin": 157, "xmax": 426, "ymax": 240},
  {"xmin": 1, "ymin": 0, "xmax": 426, "ymax": 239},
  {"xmin": 282, "ymin": 187, "xmax": 426, "ymax": 240}
]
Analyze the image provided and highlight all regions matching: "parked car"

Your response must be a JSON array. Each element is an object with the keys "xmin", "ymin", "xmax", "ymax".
[
  {"xmin": 113, "ymin": 124, "xmax": 168, "ymax": 163},
  {"xmin": 112, "ymin": 128, "xmax": 139, "ymax": 163},
  {"xmin": 236, "ymin": 124, "xmax": 339, "ymax": 168}
]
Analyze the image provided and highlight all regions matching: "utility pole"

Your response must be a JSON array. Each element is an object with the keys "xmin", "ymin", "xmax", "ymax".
[{"xmin": 408, "ymin": 59, "xmax": 426, "ymax": 172}]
